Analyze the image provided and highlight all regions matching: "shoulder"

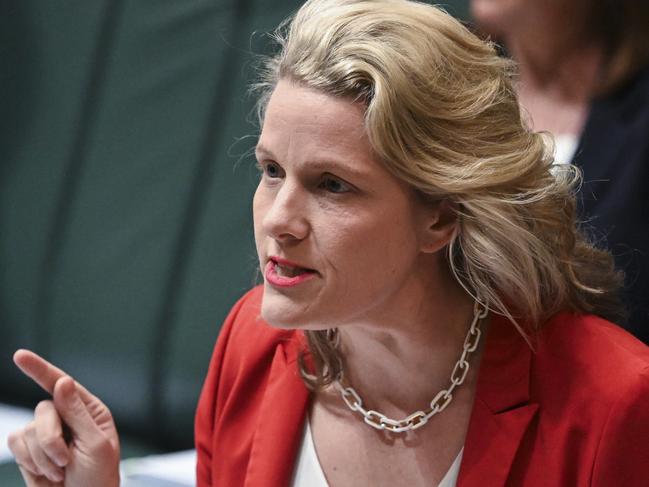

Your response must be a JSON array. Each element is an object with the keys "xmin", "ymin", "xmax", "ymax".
[
  {"xmin": 195, "ymin": 286, "xmax": 306, "ymax": 486},
  {"xmin": 589, "ymin": 63, "xmax": 649, "ymax": 120},
  {"xmin": 523, "ymin": 314, "xmax": 649, "ymax": 484},
  {"xmin": 539, "ymin": 313, "xmax": 649, "ymax": 369},
  {"xmin": 534, "ymin": 312, "xmax": 649, "ymax": 404},
  {"xmin": 539, "ymin": 315, "xmax": 649, "ymax": 485},
  {"xmin": 196, "ymin": 286, "xmax": 303, "ymax": 429},
  {"xmin": 214, "ymin": 285, "xmax": 301, "ymax": 369}
]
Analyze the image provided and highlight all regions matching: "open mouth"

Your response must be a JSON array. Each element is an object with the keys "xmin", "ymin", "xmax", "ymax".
[
  {"xmin": 270, "ymin": 258, "xmax": 317, "ymax": 277},
  {"xmin": 265, "ymin": 257, "xmax": 318, "ymax": 287}
]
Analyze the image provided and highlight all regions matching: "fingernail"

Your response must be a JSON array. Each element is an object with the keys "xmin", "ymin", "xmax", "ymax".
[{"xmin": 54, "ymin": 454, "xmax": 68, "ymax": 467}]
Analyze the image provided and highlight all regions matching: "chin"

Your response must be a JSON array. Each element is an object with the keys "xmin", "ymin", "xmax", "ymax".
[
  {"xmin": 260, "ymin": 310, "xmax": 297, "ymax": 329},
  {"xmin": 260, "ymin": 289, "xmax": 307, "ymax": 329},
  {"xmin": 260, "ymin": 287, "xmax": 328, "ymax": 330}
]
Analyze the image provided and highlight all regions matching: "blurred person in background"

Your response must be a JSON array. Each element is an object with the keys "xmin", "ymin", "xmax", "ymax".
[{"xmin": 471, "ymin": 0, "xmax": 649, "ymax": 343}]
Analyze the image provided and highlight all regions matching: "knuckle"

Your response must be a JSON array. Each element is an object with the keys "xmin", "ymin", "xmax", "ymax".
[
  {"xmin": 40, "ymin": 434, "xmax": 62, "ymax": 452},
  {"xmin": 104, "ymin": 409, "xmax": 115, "ymax": 423},
  {"xmin": 18, "ymin": 461, "xmax": 42, "ymax": 477},
  {"xmin": 6, "ymin": 430, "xmax": 22, "ymax": 450},
  {"xmin": 31, "ymin": 452, "xmax": 56, "ymax": 475},
  {"xmin": 24, "ymin": 422, "xmax": 36, "ymax": 436},
  {"xmin": 34, "ymin": 400, "xmax": 53, "ymax": 414}
]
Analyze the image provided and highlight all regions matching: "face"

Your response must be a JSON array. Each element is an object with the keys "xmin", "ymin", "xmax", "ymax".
[
  {"xmin": 253, "ymin": 80, "xmax": 445, "ymax": 330},
  {"xmin": 470, "ymin": 0, "xmax": 524, "ymax": 33},
  {"xmin": 471, "ymin": 0, "xmax": 582, "ymax": 45}
]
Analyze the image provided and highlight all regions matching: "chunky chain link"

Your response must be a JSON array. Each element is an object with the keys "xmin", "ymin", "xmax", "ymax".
[{"xmin": 332, "ymin": 298, "xmax": 488, "ymax": 434}]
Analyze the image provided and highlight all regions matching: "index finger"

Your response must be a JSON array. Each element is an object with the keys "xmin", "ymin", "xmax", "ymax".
[
  {"xmin": 14, "ymin": 349, "xmax": 103, "ymax": 412},
  {"xmin": 13, "ymin": 349, "xmax": 70, "ymax": 395}
]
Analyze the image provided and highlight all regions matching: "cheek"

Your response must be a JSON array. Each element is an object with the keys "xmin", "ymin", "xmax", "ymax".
[
  {"xmin": 252, "ymin": 185, "xmax": 266, "ymax": 241},
  {"xmin": 321, "ymin": 212, "xmax": 417, "ymax": 280}
]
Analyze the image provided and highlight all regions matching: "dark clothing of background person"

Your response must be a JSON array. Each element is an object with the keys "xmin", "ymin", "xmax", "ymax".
[{"xmin": 573, "ymin": 64, "xmax": 649, "ymax": 344}]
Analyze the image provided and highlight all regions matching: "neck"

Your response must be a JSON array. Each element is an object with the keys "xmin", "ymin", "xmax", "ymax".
[
  {"xmin": 329, "ymin": 260, "xmax": 485, "ymax": 417},
  {"xmin": 507, "ymin": 38, "xmax": 603, "ymax": 135}
]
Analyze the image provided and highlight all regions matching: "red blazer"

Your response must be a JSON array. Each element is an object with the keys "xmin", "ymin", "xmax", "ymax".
[{"xmin": 195, "ymin": 286, "xmax": 649, "ymax": 486}]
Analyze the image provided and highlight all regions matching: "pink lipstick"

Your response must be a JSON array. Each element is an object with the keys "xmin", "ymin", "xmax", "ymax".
[{"xmin": 264, "ymin": 257, "xmax": 318, "ymax": 288}]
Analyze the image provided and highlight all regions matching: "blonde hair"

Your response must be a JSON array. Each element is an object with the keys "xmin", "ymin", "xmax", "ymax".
[{"xmin": 254, "ymin": 0, "xmax": 624, "ymax": 389}]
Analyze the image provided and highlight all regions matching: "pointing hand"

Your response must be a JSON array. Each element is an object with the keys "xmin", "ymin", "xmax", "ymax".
[{"xmin": 7, "ymin": 350, "xmax": 120, "ymax": 487}]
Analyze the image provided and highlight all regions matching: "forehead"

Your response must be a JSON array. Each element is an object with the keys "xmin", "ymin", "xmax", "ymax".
[
  {"xmin": 258, "ymin": 80, "xmax": 373, "ymax": 164},
  {"xmin": 258, "ymin": 80, "xmax": 425, "ymax": 206}
]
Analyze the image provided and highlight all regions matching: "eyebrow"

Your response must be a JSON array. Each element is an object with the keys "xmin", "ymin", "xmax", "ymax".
[
  {"xmin": 255, "ymin": 143, "xmax": 371, "ymax": 180},
  {"xmin": 254, "ymin": 144, "xmax": 276, "ymax": 159}
]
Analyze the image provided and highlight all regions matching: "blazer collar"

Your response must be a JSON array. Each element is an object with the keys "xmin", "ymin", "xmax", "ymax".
[
  {"xmin": 458, "ymin": 313, "xmax": 539, "ymax": 487},
  {"xmin": 243, "ymin": 315, "xmax": 538, "ymax": 487},
  {"xmin": 244, "ymin": 333, "xmax": 310, "ymax": 487}
]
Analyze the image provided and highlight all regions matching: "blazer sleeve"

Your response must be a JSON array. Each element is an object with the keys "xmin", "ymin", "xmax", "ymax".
[
  {"xmin": 591, "ymin": 367, "xmax": 649, "ymax": 486},
  {"xmin": 194, "ymin": 292, "xmax": 251, "ymax": 487}
]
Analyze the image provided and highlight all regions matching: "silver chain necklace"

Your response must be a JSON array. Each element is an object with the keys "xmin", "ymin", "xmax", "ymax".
[{"xmin": 331, "ymin": 299, "xmax": 488, "ymax": 433}]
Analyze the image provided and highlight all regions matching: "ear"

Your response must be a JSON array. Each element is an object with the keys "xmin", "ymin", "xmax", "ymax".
[{"xmin": 418, "ymin": 199, "xmax": 459, "ymax": 254}]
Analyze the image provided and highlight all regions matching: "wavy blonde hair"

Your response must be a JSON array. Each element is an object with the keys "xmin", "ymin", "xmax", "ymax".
[{"xmin": 253, "ymin": 0, "xmax": 624, "ymax": 389}]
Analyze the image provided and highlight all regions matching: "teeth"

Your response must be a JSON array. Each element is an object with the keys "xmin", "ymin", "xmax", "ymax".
[{"xmin": 275, "ymin": 263, "xmax": 306, "ymax": 278}]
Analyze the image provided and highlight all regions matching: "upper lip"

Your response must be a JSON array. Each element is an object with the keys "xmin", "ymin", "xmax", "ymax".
[{"xmin": 269, "ymin": 255, "xmax": 318, "ymax": 273}]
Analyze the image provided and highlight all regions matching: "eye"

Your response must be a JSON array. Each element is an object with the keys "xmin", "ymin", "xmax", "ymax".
[
  {"xmin": 258, "ymin": 161, "xmax": 284, "ymax": 179},
  {"xmin": 319, "ymin": 176, "xmax": 352, "ymax": 194}
]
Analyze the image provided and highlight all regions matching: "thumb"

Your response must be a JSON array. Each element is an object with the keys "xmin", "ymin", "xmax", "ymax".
[{"xmin": 52, "ymin": 377, "xmax": 102, "ymax": 442}]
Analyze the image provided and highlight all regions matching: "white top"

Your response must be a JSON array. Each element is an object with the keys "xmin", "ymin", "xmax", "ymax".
[
  {"xmin": 552, "ymin": 133, "xmax": 579, "ymax": 166},
  {"xmin": 291, "ymin": 418, "xmax": 463, "ymax": 487},
  {"xmin": 291, "ymin": 418, "xmax": 331, "ymax": 487}
]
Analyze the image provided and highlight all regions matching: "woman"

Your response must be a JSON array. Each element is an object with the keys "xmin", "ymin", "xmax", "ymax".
[
  {"xmin": 471, "ymin": 0, "xmax": 649, "ymax": 343},
  {"xmin": 8, "ymin": 1, "xmax": 649, "ymax": 486}
]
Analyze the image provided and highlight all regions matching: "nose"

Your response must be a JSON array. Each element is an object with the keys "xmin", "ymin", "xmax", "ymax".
[{"xmin": 259, "ymin": 180, "xmax": 310, "ymax": 243}]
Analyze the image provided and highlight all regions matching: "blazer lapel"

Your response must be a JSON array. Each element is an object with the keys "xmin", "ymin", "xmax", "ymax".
[
  {"xmin": 458, "ymin": 314, "xmax": 539, "ymax": 487},
  {"xmin": 241, "ymin": 316, "xmax": 538, "ymax": 487},
  {"xmin": 244, "ymin": 336, "xmax": 310, "ymax": 487}
]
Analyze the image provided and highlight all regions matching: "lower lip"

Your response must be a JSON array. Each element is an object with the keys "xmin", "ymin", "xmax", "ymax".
[{"xmin": 264, "ymin": 261, "xmax": 318, "ymax": 288}]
